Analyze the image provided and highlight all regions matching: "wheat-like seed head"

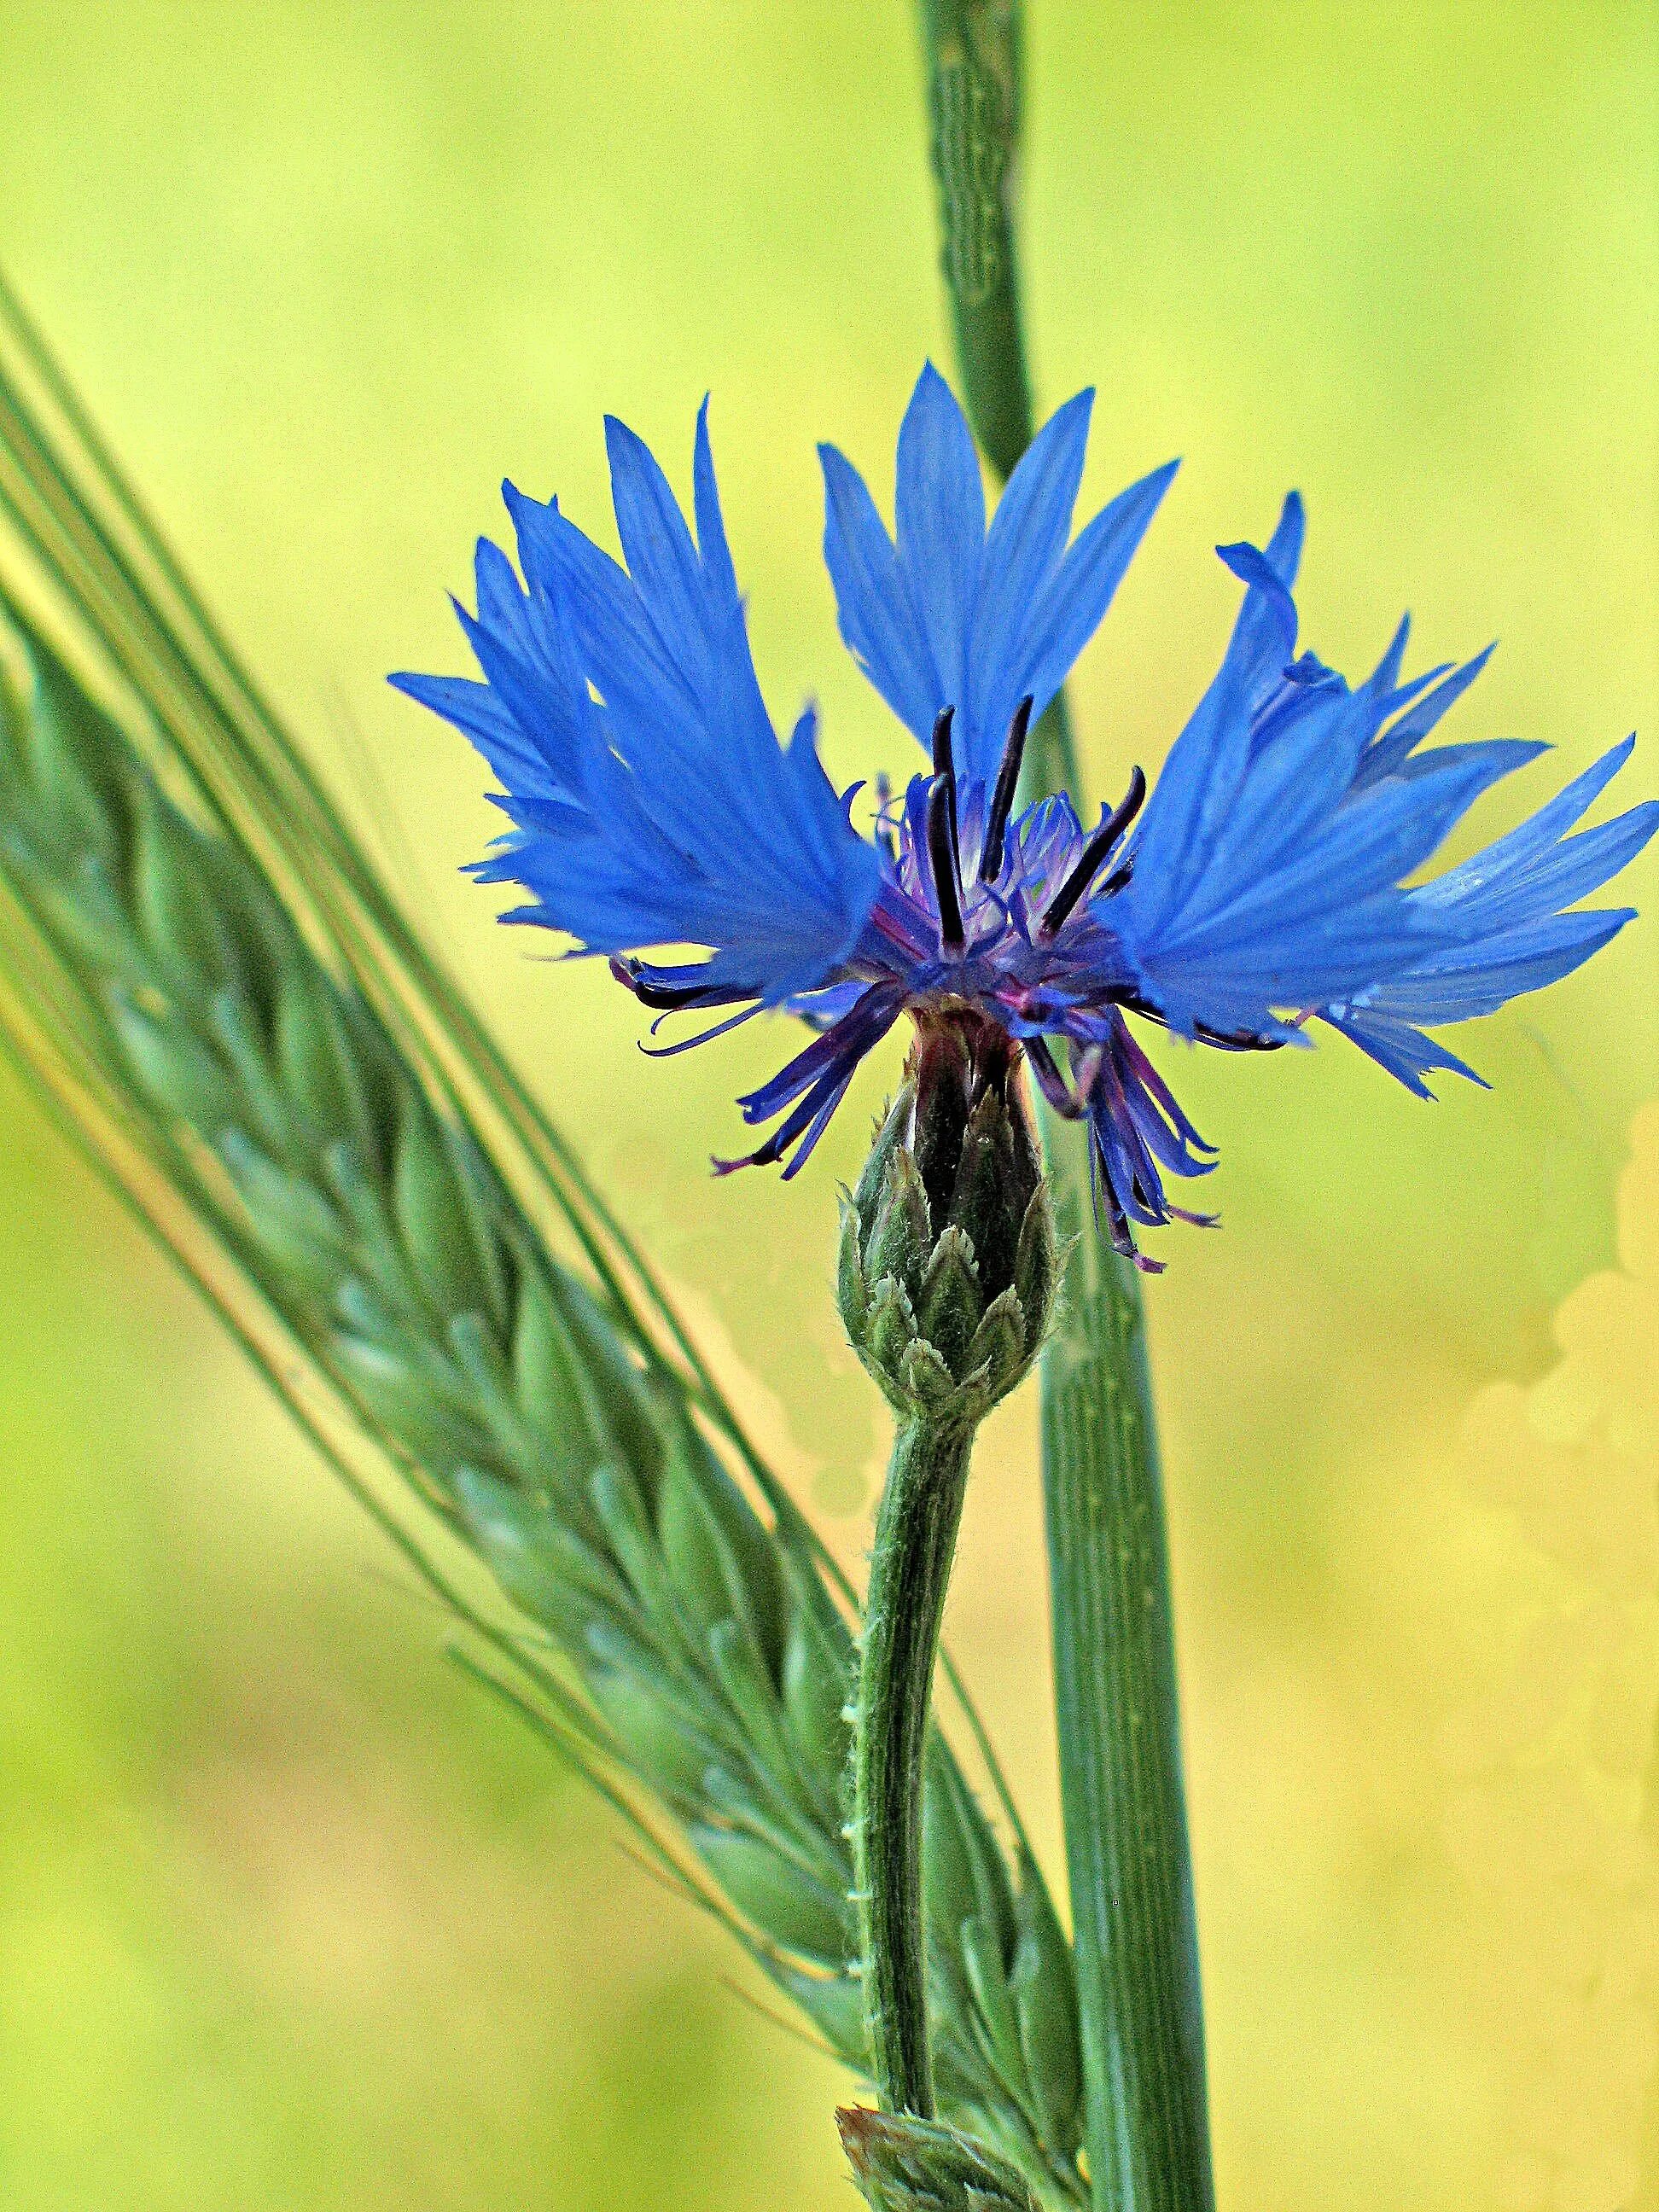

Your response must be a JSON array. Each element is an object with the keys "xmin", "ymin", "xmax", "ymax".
[{"xmin": 0, "ymin": 597, "xmax": 1088, "ymax": 2204}]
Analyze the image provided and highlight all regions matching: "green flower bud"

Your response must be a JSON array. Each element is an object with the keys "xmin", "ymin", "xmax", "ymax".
[
  {"xmin": 838, "ymin": 1013, "xmax": 1057, "ymax": 1425},
  {"xmin": 836, "ymin": 2107, "xmax": 1039, "ymax": 2212}
]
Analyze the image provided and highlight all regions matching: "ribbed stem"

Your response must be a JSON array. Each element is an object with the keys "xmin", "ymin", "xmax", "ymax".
[
  {"xmin": 1041, "ymin": 1122, "xmax": 1214, "ymax": 2211},
  {"xmin": 913, "ymin": 3, "xmax": 1218, "ymax": 2200},
  {"xmin": 916, "ymin": 0, "xmax": 1032, "ymax": 480},
  {"xmin": 854, "ymin": 1415, "xmax": 975, "ymax": 2117},
  {"xmin": 912, "ymin": 0, "xmax": 1078, "ymax": 805}
]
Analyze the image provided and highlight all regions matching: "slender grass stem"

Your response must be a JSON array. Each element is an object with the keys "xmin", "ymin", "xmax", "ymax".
[
  {"xmin": 1040, "ymin": 1129, "xmax": 1214, "ymax": 2210},
  {"xmin": 912, "ymin": 4, "xmax": 1217, "ymax": 2203}
]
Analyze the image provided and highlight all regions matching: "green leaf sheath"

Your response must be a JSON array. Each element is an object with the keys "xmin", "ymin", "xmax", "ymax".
[
  {"xmin": 913, "ymin": 6, "xmax": 1218, "ymax": 2204},
  {"xmin": 0, "ymin": 290, "xmax": 1091, "ymax": 2205},
  {"xmin": 1041, "ymin": 1130, "xmax": 1214, "ymax": 2211},
  {"xmin": 855, "ymin": 1416, "xmax": 975, "ymax": 2116}
]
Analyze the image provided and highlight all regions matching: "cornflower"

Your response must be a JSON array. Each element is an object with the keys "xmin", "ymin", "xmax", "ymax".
[{"xmin": 395, "ymin": 367, "xmax": 1654, "ymax": 1269}]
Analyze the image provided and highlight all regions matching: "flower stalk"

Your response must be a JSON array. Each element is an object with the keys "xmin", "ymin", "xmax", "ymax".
[
  {"xmin": 855, "ymin": 1413, "xmax": 975, "ymax": 2117},
  {"xmin": 840, "ymin": 1016, "xmax": 1057, "ymax": 2121}
]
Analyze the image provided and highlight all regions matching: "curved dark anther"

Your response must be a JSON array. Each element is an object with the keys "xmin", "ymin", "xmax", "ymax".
[
  {"xmin": 926, "ymin": 772, "xmax": 965, "ymax": 952},
  {"xmin": 1192, "ymin": 1020, "xmax": 1289, "ymax": 1052},
  {"xmin": 930, "ymin": 703, "xmax": 960, "ymax": 878},
  {"xmin": 612, "ymin": 955, "xmax": 754, "ymax": 1012},
  {"xmin": 1040, "ymin": 765, "xmax": 1147, "ymax": 936},
  {"xmin": 979, "ymin": 693, "xmax": 1033, "ymax": 885}
]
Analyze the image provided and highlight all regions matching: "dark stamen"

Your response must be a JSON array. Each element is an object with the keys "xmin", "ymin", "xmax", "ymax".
[
  {"xmin": 930, "ymin": 704, "xmax": 960, "ymax": 877},
  {"xmin": 612, "ymin": 955, "xmax": 752, "ymax": 1012},
  {"xmin": 1193, "ymin": 1020, "xmax": 1288, "ymax": 1052},
  {"xmin": 979, "ymin": 694, "xmax": 1033, "ymax": 884},
  {"xmin": 1040, "ymin": 765, "xmax": 1147, "ymax": 936},
  {"xmin": 926, "ymin": 772, "xmax": 964, "ymax": 951}
]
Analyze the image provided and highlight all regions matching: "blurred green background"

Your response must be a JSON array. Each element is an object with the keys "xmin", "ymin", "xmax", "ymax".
[{"xmin": 2, "ymin": 3, "xmax": 1656, "ymax": 2206}]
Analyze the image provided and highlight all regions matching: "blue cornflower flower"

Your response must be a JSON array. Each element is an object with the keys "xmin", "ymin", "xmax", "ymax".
[{"xmin": 394, "ymin": 367, "xmax": 1656, "ymax": 1269}]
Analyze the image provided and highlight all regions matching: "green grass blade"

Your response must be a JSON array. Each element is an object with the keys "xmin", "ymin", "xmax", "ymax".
[
  {"xmin": 911, "ymin": 6, "xmax": 1218, "ymax": 2204},
  {"xmin": 0, "ymin": 304, "xmax": 1091, "ymax": 2207}
]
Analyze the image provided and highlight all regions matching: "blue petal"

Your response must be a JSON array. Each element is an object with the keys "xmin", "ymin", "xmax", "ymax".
[
  {"xmin": 1416, "ymin": 736, "xmax": 1643, "ymax": 907},
  {"xmin": 1112, "ymin": 514, "xmax": 1656, "ymax": 1049},
  {"xmin": 1353, "ymin": 643, "xmax": 1497, "ymax": 788},
  {"xmin": 1337, "ymin": 739, "xmax": 1656, "ymax": 1047},
  {"xmin": 1424, "ymin": 800, "xmax": 1657, "ymax": 936},
  {"xmin": 819, "ymin": 439, "xmax": 937, "ymax": 742},
  {"xmin": 1321, "ymin": 1008, "xmax": 1488, "ymax": 1098},
  {"xmin": 960, "ymin": 388, "xmax": 1095, "ymax": 776},
  {"xmin": 388, "ymin": 669, "xmax": 545, "ymax": 791},
  {"xmin": 604, "ymin": 413, "xmax": 713, "ymax": 678},
  {"xmin": 894, "ymin": 364, "xmax": 986, "ymax": 726},
  {"xmin": 1226, "ymin": 491, "xmax": 1306, "ymax": 697},
  {"xmin": 397, "ymin": 411, "xmax": 882, "ymax": 1002},
  {"xmin": 1355, "ymin": 908, "xmax": 1636, "ymax": 1027},
  {"xmin": 995, "ymin": 458, "xmax": 1179, "ymax": 762},
  {"xmin": 1214, "ymin": 539, "xmax": 1299, "ymax": 660},
  {"xmin": 1128, "ymin": 494, "xmax": 1308, "ymax": 937},
  {"xmin": 821, "ymin": 373, "xmax": 1173, "ymax": 786}
]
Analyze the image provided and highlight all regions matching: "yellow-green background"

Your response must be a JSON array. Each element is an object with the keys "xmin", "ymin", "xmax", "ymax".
[{"xmin": 2, "ymin": 3, "xmax": 1656, "ymax": 2206}]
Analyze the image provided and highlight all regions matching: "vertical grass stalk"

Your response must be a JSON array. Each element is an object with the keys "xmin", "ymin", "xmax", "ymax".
[
  {"xmin": 912, "ymin": 4, "xmax": 1218, "ymax": 2203},
  {"xmin": 1039, "ymin": 1134, "xmax": 1214, "ymax": 2211}
]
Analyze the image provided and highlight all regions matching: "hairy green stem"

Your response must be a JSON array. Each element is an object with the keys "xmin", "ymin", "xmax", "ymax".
[
  {"xmin": 854, "ymin": 1415, "xmax": 975, "ymax": 2117},
  {"xmin": 914, "ymin": 3, "xmax": 1217, "ymax": 2203}
]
